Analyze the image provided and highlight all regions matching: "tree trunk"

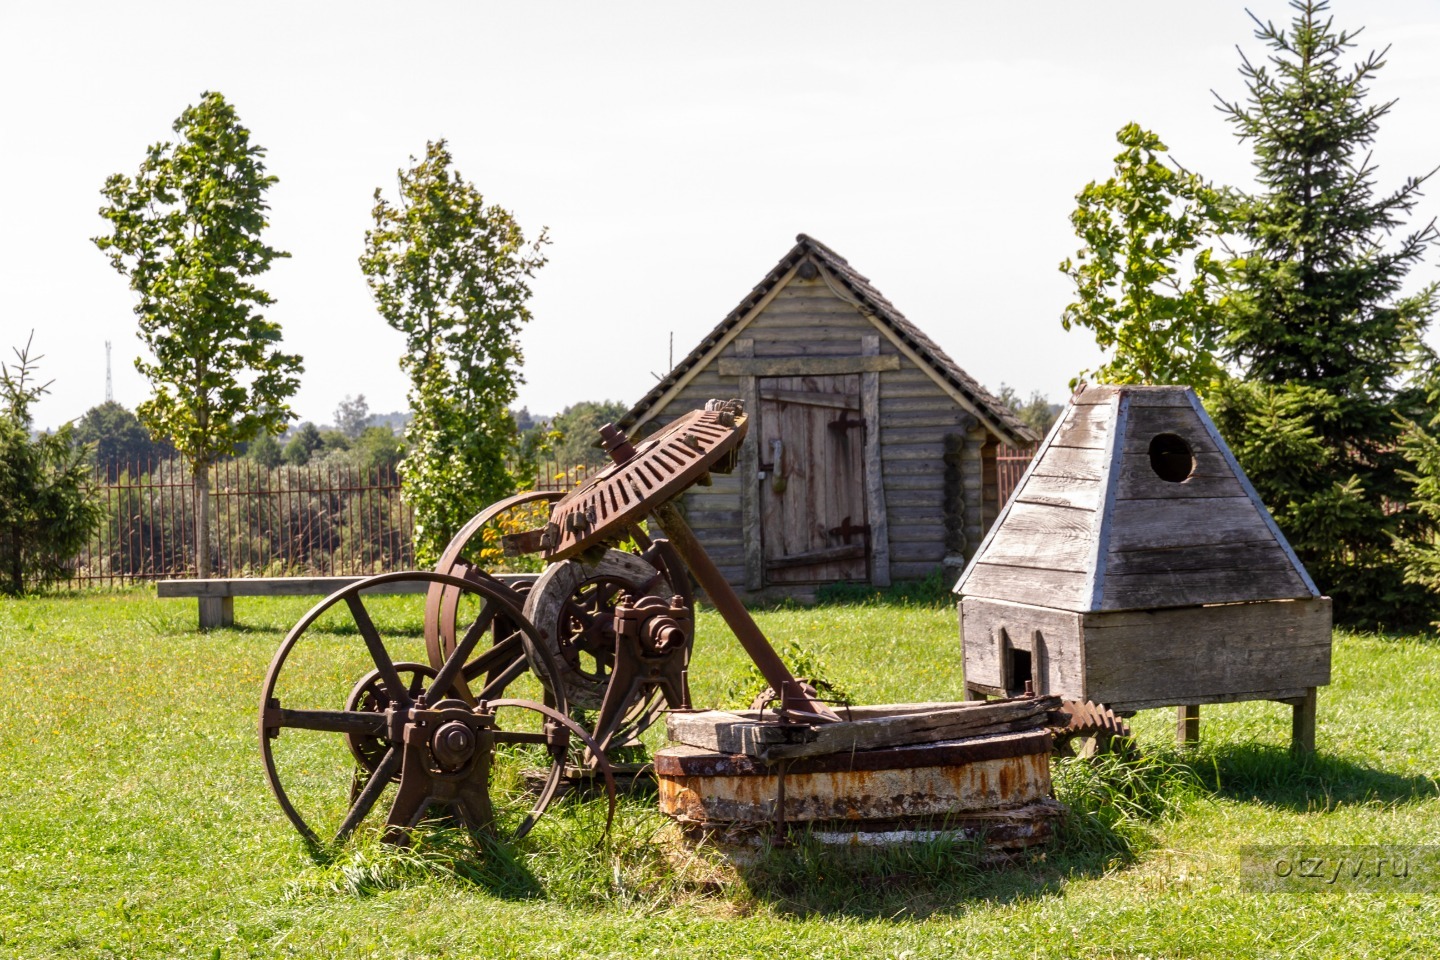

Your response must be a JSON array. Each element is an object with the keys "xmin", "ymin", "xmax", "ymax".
[{"xmin": 194, "ymin": 460, "xmax": 211, "ymax": 578}]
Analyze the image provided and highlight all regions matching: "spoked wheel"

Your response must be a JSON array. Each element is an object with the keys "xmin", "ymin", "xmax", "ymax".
[
  {"xmin": 424, "ymin": 491, "xmax": 563, "ymax": 702},
  {"xmin": 259, "ymin": 571, "xmax": 615, "ymax": 849},
  {"xmin": 524, "ymin": 549, "xmax": 694, "ymax": 753}
]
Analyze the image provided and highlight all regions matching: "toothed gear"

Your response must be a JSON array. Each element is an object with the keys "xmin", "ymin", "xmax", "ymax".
[{"xmin": 1049, "ymin": 699, "xmax": 1134, "ymax": 758}]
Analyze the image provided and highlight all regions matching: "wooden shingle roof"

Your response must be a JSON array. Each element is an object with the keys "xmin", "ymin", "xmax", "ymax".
[{"xmin": 619, "ymin": 234, "xmax": 1037, "ymax": 445}]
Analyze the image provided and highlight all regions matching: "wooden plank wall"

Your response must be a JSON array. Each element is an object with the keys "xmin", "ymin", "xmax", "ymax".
[{"xmin": 640, "ymin": 266, "xmax": 995, "ymax": 592}]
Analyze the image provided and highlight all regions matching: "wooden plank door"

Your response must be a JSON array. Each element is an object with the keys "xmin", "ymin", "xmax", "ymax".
[{"xmin": 758, "ymin": 374, "xmax": 869, "ymax": 584}]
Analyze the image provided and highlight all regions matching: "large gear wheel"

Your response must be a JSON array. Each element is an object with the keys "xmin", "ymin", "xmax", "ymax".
[
  {"xmin": 523, "ymin": 549, "xmax": 690, "ymax": 718},
  {"xmin": 1049, "ymin": 700, "xmax": 1135, "ymax": 759}
]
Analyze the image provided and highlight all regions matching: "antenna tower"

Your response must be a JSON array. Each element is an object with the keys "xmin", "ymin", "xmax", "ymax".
[{"xmin": 105, "ymin": 340, "xmax": 113, "ymax": 403}]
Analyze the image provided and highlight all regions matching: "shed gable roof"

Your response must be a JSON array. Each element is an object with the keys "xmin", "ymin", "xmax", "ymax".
[
  {"xmin": 953, "ymin": 384, "xmax": 1321, "ymax": 613},
  {"xmin": 619, "ymin": 234, "xmax": 1036, "ymax": 444}
]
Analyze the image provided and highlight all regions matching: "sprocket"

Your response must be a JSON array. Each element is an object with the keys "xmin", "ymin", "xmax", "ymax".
[{"xmin": 1049, "ymin": 700, "xmax": 1135, "ymax": 759}]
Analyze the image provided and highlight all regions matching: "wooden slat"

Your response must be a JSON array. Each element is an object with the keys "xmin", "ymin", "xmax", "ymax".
[
  {"xmin": 718, "ymin": 355, "xmax": 901, "ymax": 377},
  {"xmin": 1101, "ymin": 566, "xmax": 1313, "ymax": 609},
  {"xmin": 1028, "ymin": 445, "xmax": 1106, "ymax": 482},
  {"xmin": 1052, "ymin": 403, "xmax": 1110, "ymax": 450},
  {"xmin": 665, "ymin": 697, "xmax": 1060, "ymax": 760},
  {"xmin": 889, "ymin": 541, "xmax": 947, "ymax": 562},
  {"xmin": 758, "ymin": 387, "xmax": 860, "ymax": 410},
  {"xmin": 1107, "ymin": 497, "xmax": 1278, "ymax": 552},
  {"xmin": 1105, "ymin": 540, "xmax": 1295, "ymax": 576},
  {"xmin": 764, "ymin": 542, "xmax": 866, "ymax": 570},
  {"xmin": 862, "ymin": 334, "xmax": 891, "ymax": 586},
  {"xmin": 1081, "ymin": 597, "xmax": 1332, "ymax": 705},
  {"xmin": 973, "ymin": 500, "xmax": 1094, "ymax": 572},
  {"xmin": 1014, "ymin": 474, "xmax": 1102, "ymax": 511},
  {"xmin": 753, "ymin": 340, "xmax": 882, "ymax": 359},
  {"xmin": 957, "ymin": 562, "xmax": 1090, "ymax": 609},
  {"xmin": 736, "ymin": 340, "xmax": 763, "ymax": 591}
]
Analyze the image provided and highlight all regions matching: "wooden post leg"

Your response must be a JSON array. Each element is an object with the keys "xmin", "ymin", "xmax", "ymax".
[
  {"xmin": 1291, "ymin": 687, "xmax": 1317, "ymax": 756},
  {"xmin": 964, "ymin": 684, "xmax": 987, "ymax": 702},
  {"xmin": 198, "ymin": 596, "xmax": 234, "ymax": 630},
  {"xmin": 1176, "ymin": 704, "xmax": 1200, "ymax": 748}
]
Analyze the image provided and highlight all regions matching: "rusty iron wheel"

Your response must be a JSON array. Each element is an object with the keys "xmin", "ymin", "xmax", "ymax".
[
  {"xmin": 258, "ymin": 571, "xmax": 609, "ymax": 849},
  {"xmin": 524, "ymin": 547, "xmax": 693, "ymax": 752},
  {"xmin": 423, "ymin": 490, "xmax": 564, "ymax": 702}
]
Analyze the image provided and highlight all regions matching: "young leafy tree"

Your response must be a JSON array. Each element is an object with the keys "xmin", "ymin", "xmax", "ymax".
[
  {"xmin": 282, "ymin": 422, "xmax": 324, "ymax": 466},
  {"xmin": 360, "ymin": 140, "xmax": 549, "ymax": 563},
  {"xmin": 0, "ymin": 335, "xmax": 103, "ymax": 594},
  {"xmin": 546, "ymin": 400, "xmax": 630, "ymax": 469},
  {"xmin": 94, "ymin": 91, "xmax": 303, "ymax": 577},
  {"xmin": 1211, "ymin": 0, "xmax": 1440, "ymax": 628},
  {"xmin": 1060, "ymin": 123, "xmax": 1231, "ymax": 390}
]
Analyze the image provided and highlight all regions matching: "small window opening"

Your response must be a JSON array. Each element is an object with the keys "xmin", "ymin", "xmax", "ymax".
[
  {"xmin": 1007, "ymin": 647, "xmax": 1032, "ymax": 697},
  {"xmin": 1148, "ymin": 433, "xmax": 1194, "ymax": 483}
]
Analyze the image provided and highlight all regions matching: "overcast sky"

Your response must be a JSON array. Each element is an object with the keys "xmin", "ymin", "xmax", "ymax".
[{"xmin": 4, "ymin": 1, "xmax": 1439, "ymax": 433}]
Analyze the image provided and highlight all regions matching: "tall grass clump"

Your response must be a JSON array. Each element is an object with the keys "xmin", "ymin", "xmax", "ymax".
[{"xmin": 1052, "ymin": 749, "xmax": 1205, "ymax": 861}]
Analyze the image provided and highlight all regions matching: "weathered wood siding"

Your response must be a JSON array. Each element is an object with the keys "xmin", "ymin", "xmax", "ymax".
[
  {"xmin": 958, "ymin": 384, "xmax": 1316, "ymax": 613},
  {"xmin": 1094, "ymin": 386, "xmax": 1312, "ymax": 610},
  {"xmin": 639, "ymin": 266, "xmax": 996, "ymax": 593},
  {"xmin": 959, "ymin": 595, "xmax": 1331, "ymax": 707},
  {"xmin": 956, "ymin": 398, "xmax": 1107, "ymax": 609},
  {"xmin": 1081, "ymin": 597, "xmax": 1332, "ymax": 708}
]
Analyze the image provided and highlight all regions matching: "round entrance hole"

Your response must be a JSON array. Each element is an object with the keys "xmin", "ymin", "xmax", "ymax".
[{"xmin": 1148, "ymin": 433, "xmax": 1194, "ymax": 483}]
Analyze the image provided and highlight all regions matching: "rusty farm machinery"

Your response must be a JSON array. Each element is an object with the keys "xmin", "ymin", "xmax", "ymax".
[{"xmin": 259, "ymin": 399, "xmax": 1113, "ymax": 852}]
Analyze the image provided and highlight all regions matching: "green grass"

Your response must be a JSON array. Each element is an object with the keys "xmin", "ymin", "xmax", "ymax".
[{"xmin": 2, "ymin": 589, "xmax": 1438, "ymax": 958}]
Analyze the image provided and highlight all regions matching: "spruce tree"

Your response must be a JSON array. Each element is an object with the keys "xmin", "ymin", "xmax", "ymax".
[{"xmin": 1212, "ymin": 0, "xmax": 1439, "ymax": 628}]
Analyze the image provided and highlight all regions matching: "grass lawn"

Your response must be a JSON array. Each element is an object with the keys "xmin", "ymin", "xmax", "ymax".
[{"xmin": 1, "ymin": 588, "xmax": 1438, "ymax": 959}]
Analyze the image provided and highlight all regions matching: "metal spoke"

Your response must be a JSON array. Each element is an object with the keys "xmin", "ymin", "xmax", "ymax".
[
  {"xmin": 429, "ymin": 600, "xmax": 498, "ymax": 700},
  {"xmin": 267, "ymin": 707, "xmax": 386, "ymax": 737},
  {"xmin": 334, "ymin": 745, "xmax": 400, "ymax": 843},
  {"xmin": 346, "ymin": 593, "xmax": 409, "ymax": 705},
  {"xmin": 478, "ymin": 653, "xmax": 530, "ymax": 701},
  {"xmin": 462, "ymin": 633, "xmax": 522, "ymax": 679}
]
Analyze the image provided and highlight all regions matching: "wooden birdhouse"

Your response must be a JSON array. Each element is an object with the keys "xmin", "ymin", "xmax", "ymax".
[{"xmin": 953, "ymin": 384, "xmax": 1332, "ymax": 752}]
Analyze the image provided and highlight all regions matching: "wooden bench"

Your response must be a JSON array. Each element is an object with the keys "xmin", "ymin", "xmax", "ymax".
[{"xmin": 157, "ymin": 574, "xmax": 539, "ymax": 629}]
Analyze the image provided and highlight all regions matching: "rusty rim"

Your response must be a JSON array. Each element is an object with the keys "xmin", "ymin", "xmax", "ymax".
[
  {"xmin": 423, "ymin": 490, "xmax": 564, "ymax": 701},
  {"xmin": 259, "ymin": 571, "xmax": 587, "ymax": 848}
]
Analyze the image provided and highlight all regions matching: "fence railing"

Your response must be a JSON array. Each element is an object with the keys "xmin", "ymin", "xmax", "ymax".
[
  {"xmin": 996, "ymin": 444, "xmax": 1038, "ymax": 507},
  {"xmin": 65, "ymin": 458, "xmax": 416, "ymax": 587},
  {"xmin": 60, "ymin": 457, "xmax": 605, "ymax": 588}
]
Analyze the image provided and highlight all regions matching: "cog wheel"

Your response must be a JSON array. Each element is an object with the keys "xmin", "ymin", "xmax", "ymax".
[{"xmin": 1049, "ymin": 700, "xmax": 1135, "ymax": 759}]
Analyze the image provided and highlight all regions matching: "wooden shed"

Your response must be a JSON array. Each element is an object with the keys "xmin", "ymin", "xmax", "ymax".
[
  {"xmin": 618, "ymin": 234, "xmax": 1036, "ymax": 599},
  {"xmin": 954, "ymin": 384, "xmax": 1332, "ymax": 750}
]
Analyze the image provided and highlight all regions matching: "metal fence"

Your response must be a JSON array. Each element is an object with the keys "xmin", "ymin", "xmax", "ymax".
[
  {"xmin": 61, "ymin": 457, "xmax": 602, "ymax": 588},
  {"xmin": 996, "ymin": 444, "xmax": 1038, "ymax": 507},
  {"xmin": 65, "ymin": 458, "xmax": 416, "ymax": 587}
]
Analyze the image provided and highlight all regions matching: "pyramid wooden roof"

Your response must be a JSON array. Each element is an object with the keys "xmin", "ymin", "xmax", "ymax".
[{"xmin": 954, "ymin": 384, "xmax": 1321, "ymax": 613}]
